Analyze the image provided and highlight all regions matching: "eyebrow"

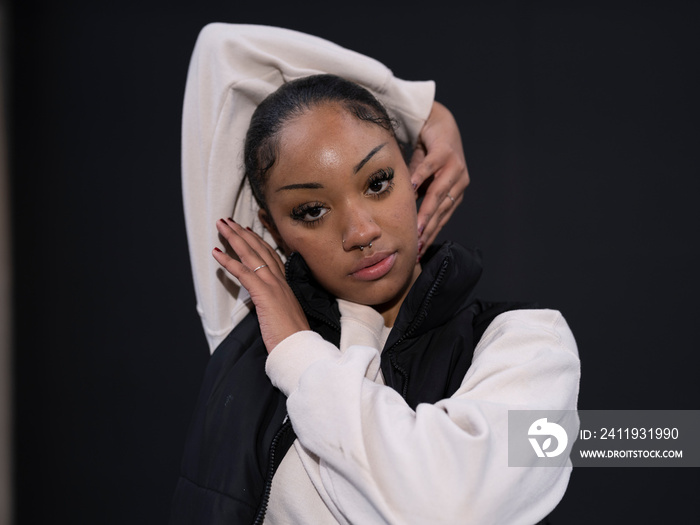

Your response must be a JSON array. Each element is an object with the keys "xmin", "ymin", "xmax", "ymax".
[
  {"xmin": 354, "ymin": 143, "xmax": 387, "ymax": 174},
  {"xmin": 275, "ymin": 142, "xmax": 388, "ymax": 192},
  {"xmin": 276, "ymin": 182, "xmax": 324, "ymax": 192}
]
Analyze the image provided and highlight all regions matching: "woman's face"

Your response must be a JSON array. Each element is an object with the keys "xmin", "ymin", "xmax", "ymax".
[{"xmin": 260, "ymin": 102, "xmax": 420, "ymax": 323}]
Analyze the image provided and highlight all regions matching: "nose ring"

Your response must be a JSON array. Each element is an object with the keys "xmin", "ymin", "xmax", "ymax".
[{"xmin": 343, "ymin": 239, "xmax": 372, "ymax": 250}]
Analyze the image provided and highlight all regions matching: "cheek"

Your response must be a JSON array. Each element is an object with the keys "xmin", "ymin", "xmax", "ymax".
[
  {"xmin": 387, "ymin": 188, "xmax": 419, "ymax": 237},
  {"xmin": 282, "ymin": 227, "xmax": 338, "ymax": 261}
]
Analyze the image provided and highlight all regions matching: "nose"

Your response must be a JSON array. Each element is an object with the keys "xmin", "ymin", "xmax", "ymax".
[{"xmin": 341, "ymin": 202, "xmax": 381, "ymax": 252}]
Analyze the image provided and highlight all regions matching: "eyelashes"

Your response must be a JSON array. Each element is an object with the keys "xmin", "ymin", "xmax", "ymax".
[
  {"xmin": 289, "ymin": 167, "xmax": 395, "ymax": 226},
  {"xmin": 367, "ymin": 168, "xmax": 395, "ymax": 197},
  {"xmin": 290, "ymin": 201, "xmax": 329, "ymax": 226}
]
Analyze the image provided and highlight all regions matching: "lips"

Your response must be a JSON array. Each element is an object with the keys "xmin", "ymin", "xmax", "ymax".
[{"xmin": 349, "ymin": 251, "xmax": 397, "ymax": 281}]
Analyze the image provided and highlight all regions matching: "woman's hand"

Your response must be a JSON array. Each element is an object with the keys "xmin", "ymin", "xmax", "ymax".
[
  {"xmin": 212, "ymin": 218, "xmax": 310, "ymax": 353},
  {"xmin": 409, "ymin": 101, "xmax": 470, "ymax": 256}
]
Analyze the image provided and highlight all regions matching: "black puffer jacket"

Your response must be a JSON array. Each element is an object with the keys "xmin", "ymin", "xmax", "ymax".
[{"xmin": 170, "ymin": 242, "xmax": 537, "ymax": 524}]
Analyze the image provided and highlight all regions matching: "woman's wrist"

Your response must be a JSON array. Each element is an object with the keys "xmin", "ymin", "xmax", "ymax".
[{"xmin": 265, "ymin": 330, "xmax": 338, "ymax": 396}]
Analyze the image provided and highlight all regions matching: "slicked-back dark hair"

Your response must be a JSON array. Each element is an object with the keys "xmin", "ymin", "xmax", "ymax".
[{"xmin": 244, "ymin": 74, "xmax": 404, "ymax": 211}]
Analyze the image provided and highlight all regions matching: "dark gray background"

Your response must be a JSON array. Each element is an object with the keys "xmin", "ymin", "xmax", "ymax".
[{"xmin": 8, "ymin": 0, "xmax": 699, "ymax": 523}]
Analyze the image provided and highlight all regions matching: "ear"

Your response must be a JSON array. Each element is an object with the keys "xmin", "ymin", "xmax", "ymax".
[{"xmin": 258, "ymin": 208, "xmax": 292, "ymax": 256}]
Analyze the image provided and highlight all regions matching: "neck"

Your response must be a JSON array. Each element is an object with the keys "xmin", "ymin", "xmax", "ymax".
[{"xmin": 374, "ymin": 262, "xmax": 422, "ymax": 327}]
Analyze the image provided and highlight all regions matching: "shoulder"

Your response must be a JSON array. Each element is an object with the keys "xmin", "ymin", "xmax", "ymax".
[
  {"xmin": 458, "ymin": 309, "xmax": 580, "ymax": 410},
  {"xmin": 475, "ymin": 308, "xmax": 579, "ymax": 360},
  {"xmin": 200, "ymin": 312, "xmax": 267, "ymax": 396}
]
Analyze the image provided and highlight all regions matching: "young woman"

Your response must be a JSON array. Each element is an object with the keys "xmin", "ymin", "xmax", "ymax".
[{"xmin": 172, "ymin": 25, "xmax": 580, "ymax": 525}]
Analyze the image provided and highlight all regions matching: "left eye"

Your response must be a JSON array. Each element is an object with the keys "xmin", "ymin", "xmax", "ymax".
[
  {"xmin": 368, "ymin": 178, "xmax": 390, "ymax": 194},
  {"xmin": 366, "ymin": 168, "xmax": 394, "ymax": 196}
]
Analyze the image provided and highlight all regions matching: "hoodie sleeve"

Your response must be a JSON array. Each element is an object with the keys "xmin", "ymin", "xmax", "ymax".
[
  {"xmin": 181, "ymin": 23, "xmax": 436, "ymax": 352},
  {"xmin": 266, "ymin": 309, "xmax": 581, "ymax": 525}
]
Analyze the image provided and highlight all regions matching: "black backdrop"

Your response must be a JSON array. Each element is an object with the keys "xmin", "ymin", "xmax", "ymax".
[{"xmin": 8, "ymin": 1, "xmax": 700, "ymax": 523}]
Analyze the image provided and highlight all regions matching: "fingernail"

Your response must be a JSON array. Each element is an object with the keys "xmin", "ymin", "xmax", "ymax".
[
  {"xmin": 245, "ymin": 226, "xmax": 252, "ymax": 232},
  {"xmin": 417, "ymin": 240, "xmax": 424, "ymax": 254},
  {"xmin": 213, "ymin": 247, "xmax": 222, "ymax": 253},
  {"xmin": 412, "ymin": 182, "xmax": 417, "ymax": 191},
  {"xmin": 417, "ymin": 224, "xmax": 425, "ymax": 236}
]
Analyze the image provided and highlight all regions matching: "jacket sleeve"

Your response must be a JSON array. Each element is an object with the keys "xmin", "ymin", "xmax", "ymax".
[
  {"xmin": 181, "ymin": 23, "xmax": 436, "ymax": 352},
  {"xmin": 265, "ymin": 309, "xmax": 581, "ymax": 525}
]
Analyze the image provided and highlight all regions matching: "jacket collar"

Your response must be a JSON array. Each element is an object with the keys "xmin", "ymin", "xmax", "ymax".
[
  {"xmin": 385, "ymin": 241, "xmax": 482, "ymax": 348},
  {"xmin": 285, "ymin": 253, "xmax": 341, "ymax": 333},
  {"xmin": 285, "ymin": 241, "xmax": 483, "ymax": 343}
]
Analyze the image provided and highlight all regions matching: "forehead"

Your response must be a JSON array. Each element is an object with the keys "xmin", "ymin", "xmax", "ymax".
[{"xmin": 273, "ymin": 102, "xmax": 395, "ymax": 177}]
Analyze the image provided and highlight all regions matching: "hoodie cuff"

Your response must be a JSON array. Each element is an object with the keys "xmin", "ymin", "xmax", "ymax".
[{"xmin": 265, "ymin": 330, "xmax": 340, "ymax": 397}]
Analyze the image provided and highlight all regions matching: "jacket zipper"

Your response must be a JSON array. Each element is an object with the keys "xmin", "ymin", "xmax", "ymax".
[
  {"xmin": 252, "ymin": 417, "xmax": 294, "ymax": 525},
  {"xmin": 385, "ymin": 255, "xmax": 450, "ymax": 399}
]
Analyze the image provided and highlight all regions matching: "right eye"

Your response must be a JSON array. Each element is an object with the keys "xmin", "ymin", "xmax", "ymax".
[{"xmin": 291, "ymin": 203, "xmax": 330, "ymax": 225}]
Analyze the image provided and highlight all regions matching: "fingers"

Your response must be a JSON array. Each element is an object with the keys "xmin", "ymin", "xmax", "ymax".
[
  {"xmin": 418, "ymin": 190, "xmax": 464, "ymax": 257},
  {"xmin": 212, "ymin": 218, "xmax": 310, "ymax": 353},
  {"xmin": 407, "ymin": 142, "xmax": 428, "ymax": 189},
  {"xmin": 213, "ymin": 218, "xmax": 285, "ymax": 283},
  {"xmin": 410, "ymin": 101, "xmax": 471, "ymax": 255},
  {"xmin": 414, "ymin": 155, "xmax": 469, "ymax": 255},
  {"xmin": 409, "ymin": 142, "xmax": 444, "ymax": 191},
  {"xmin": 241, "ymin": 223, "xmax": 286, "ymax": 275},
  {"xmin": 418, "ymin": 154, "xmax": 469, "ymax": 223}
]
